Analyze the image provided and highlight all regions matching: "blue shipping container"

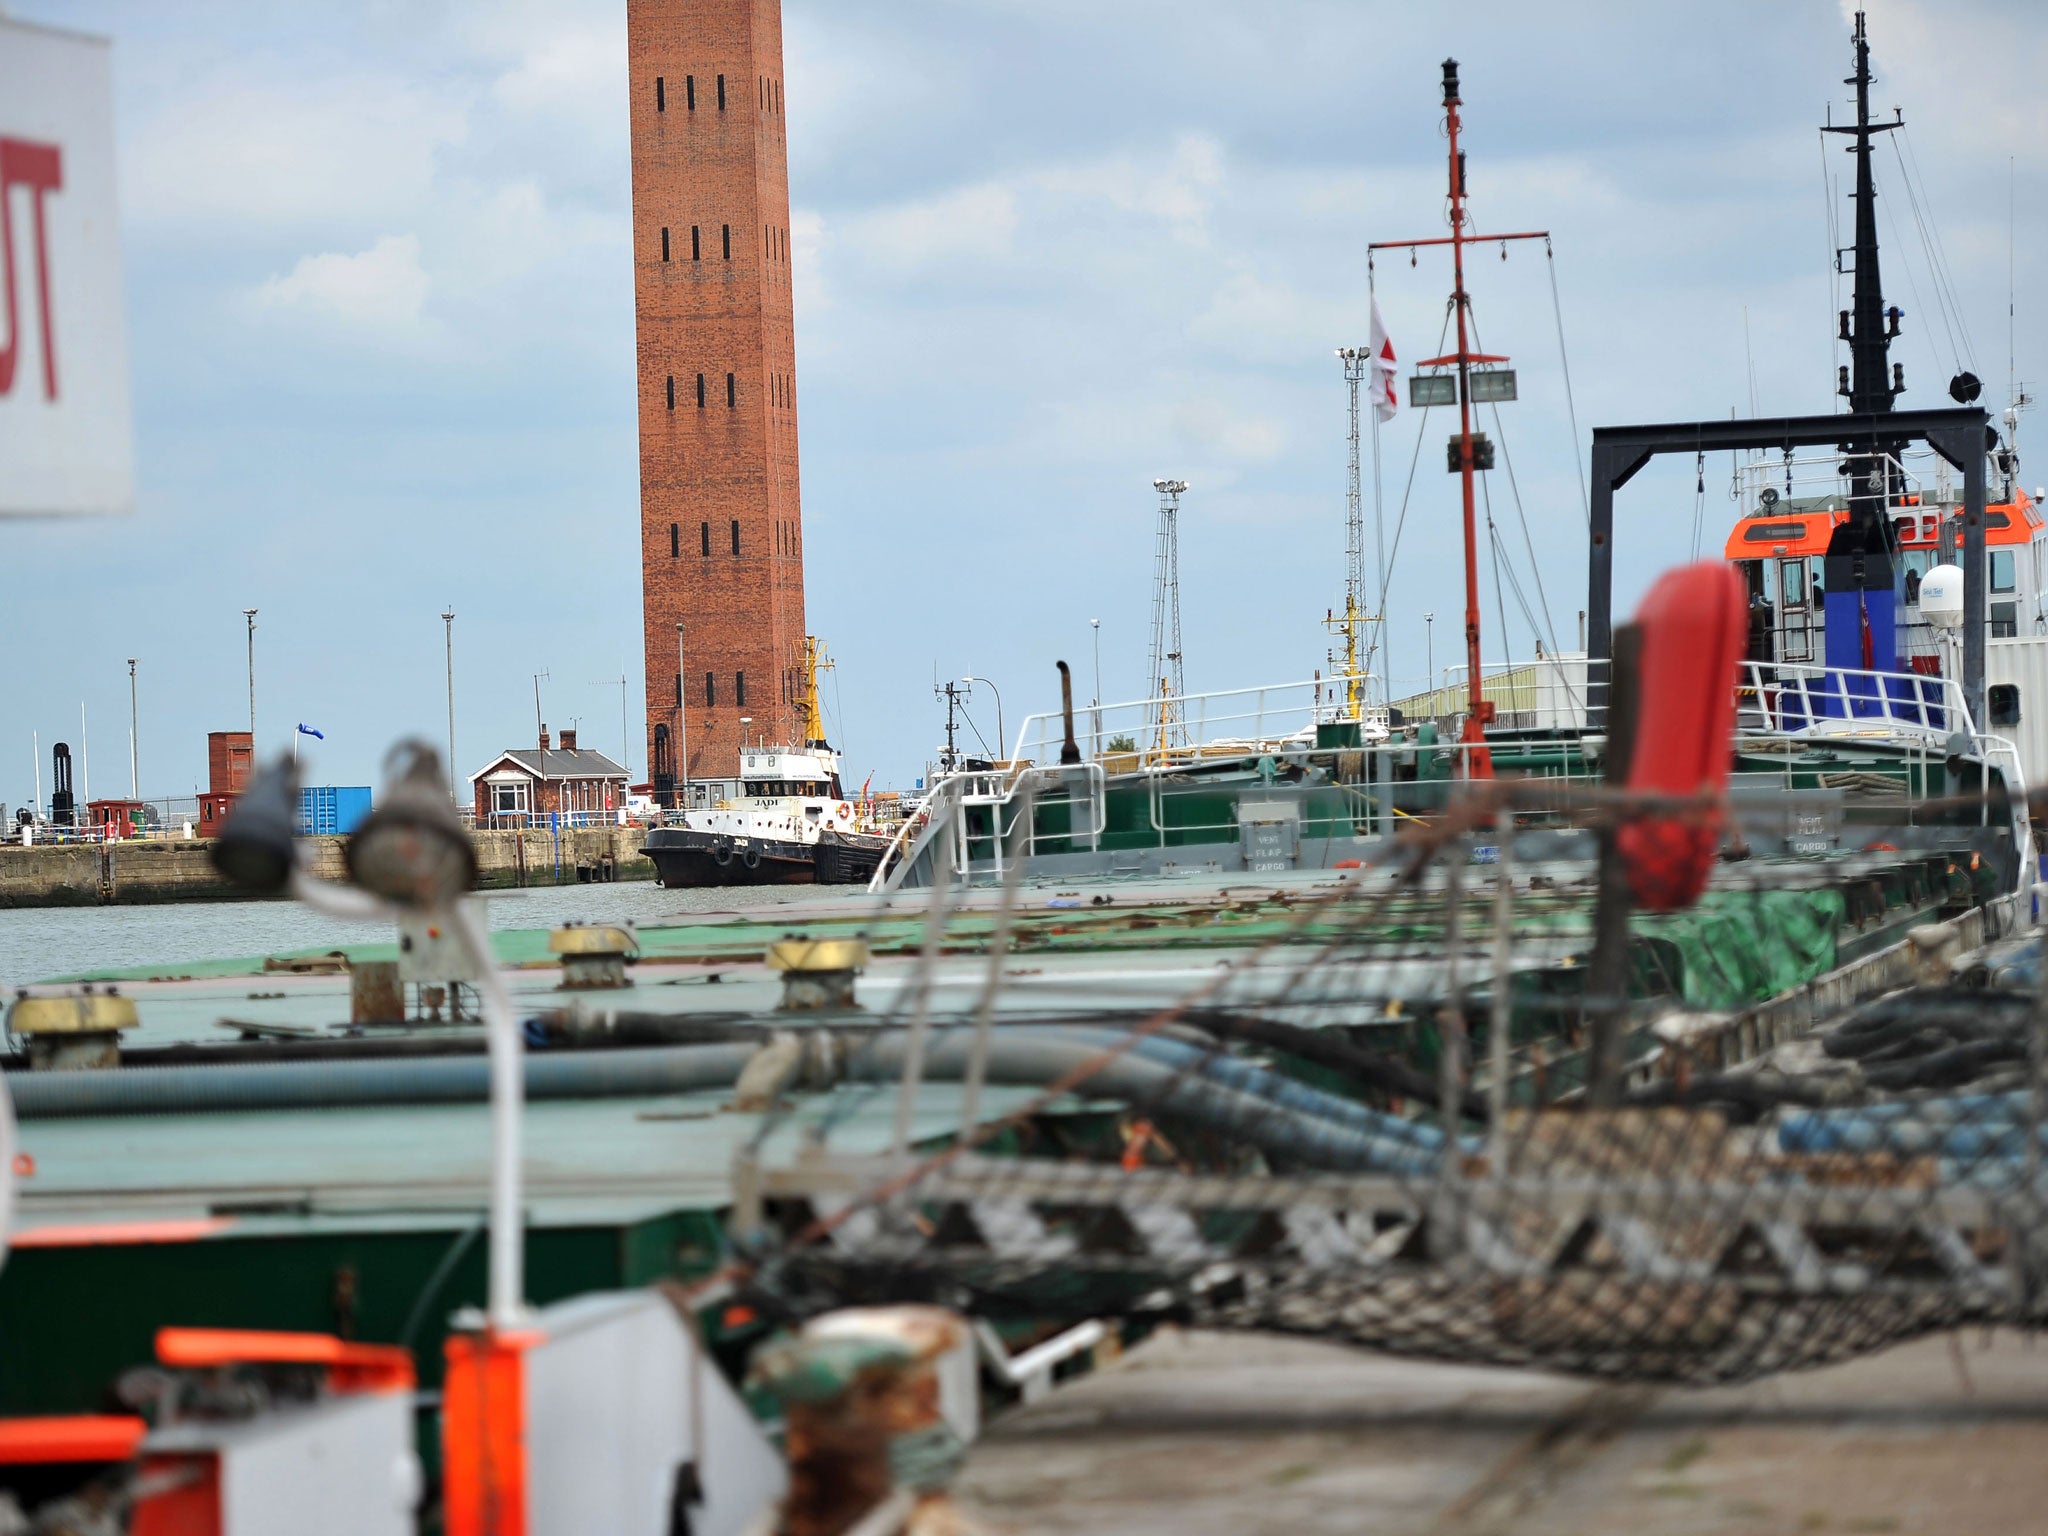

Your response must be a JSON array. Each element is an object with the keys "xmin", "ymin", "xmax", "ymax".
[{"xmin": 298, "ymin": 785, "xmax": 373, "ymax": 836}]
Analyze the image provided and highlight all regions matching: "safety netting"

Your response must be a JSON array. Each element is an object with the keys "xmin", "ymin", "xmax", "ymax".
[{"xmin": 741, "ymin": 788, "xmax": 2048, "ymax": 1386}]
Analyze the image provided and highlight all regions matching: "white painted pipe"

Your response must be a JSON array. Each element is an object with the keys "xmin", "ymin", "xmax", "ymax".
[{"xmin": 454, "ymin": 898, "xmax": 527, "ymax": 1331}]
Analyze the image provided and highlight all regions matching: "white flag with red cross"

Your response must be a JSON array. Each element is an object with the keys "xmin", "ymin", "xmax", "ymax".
[{"xmin": 1368, "ymin": 297, "xmax": 1398, "ymax": 422}]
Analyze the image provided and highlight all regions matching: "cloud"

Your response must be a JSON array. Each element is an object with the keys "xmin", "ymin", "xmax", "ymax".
[
  {"xmin": 487, "ymin": 13, "xmax": 625, "ymax": 128},
  {"xmin": 1031, "ymin": 133, "xmax": 1224, "ymax": 245},
  {"xmin": 849, "ymin": 181, "xmax": 1019, "ymax": 273},
  {"xmin": 791, "ymin": 208, "xmax": 830, "ymax": 319},
  {"xmin": 253, "ymin": 234, "xmax": 430, "ymax": 329},
  {"xmin": 126, "ymin": 76, "xmax": 467, "ymax": 234},
  {"xmin": 1171, "ymin": 397, "xmax": 1289, "ymax": 462}
]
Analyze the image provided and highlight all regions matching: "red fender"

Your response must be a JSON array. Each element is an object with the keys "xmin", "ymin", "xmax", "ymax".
[{"xmin": 1615, "ymin": 561, "xmax": 1745, "ymax": 911}]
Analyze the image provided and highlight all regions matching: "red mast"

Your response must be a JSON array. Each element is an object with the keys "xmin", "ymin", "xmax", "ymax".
[{"xmin": 1369, "ymin": 59, "xmax": 1547, "ymax": 778}]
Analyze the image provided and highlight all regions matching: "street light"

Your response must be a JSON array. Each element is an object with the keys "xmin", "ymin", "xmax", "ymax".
[
  {"xmin": 961, "ymin": 676, "xmax": 1005, "ymax": 758},
  {"xmin": 242, "ymin": 609, "xmax": 258, "ymax": 739},
  {"xmin": 675, "ymin": 623, "xmax": 688, "ymax": 810},
  {"xmin": 1090, "ymin": 618, "xmax": 1104, "ymax": 757},
  {"xmin": 126, "ymin": 658, "xmax": 138, "ymax": 800},
  {"xmin": 441, "ymin": 610, "xmax": 456, "ymax": 800}
]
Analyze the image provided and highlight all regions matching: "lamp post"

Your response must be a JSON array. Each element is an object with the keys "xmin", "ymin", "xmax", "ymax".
[
  {"xmin": 961, "ymin": 676, "xmax": 1005, "ymax": 759},
  {"xmin": 441, "ymin": 610, "xmax": 456, "ymax": 799},
  {"xmin": 1090, "ymin": 618, "xmax": 1103, "ymax": 754},
  {"xmin": 243, "ymin": 609, "xmax": 258, "ymax": 739},
  {"xmin": 127, "ymin": 658, "xmax": 138, "ymax": 800},
  {"xmin": 684, "ymin": 626, "xmax": 700, "ymax": 819}
]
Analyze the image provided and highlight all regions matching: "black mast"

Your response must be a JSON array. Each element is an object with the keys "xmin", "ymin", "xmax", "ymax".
[{"xmin": 1820, "ymin": 11, "xmax": 1905, "ymax": 612}]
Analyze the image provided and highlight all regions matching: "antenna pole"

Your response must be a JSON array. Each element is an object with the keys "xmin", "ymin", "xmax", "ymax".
[{"xmin": 1340, "ymin": 350, "xmax": 1369, "ymax": 716}]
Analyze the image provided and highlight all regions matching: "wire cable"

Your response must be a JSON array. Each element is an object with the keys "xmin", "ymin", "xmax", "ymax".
[
  {"xmin": 1372, "ymin": 304, "xmax": 1456, "ymax": 695},
  {"xmin": 1544, "ymin": 240, "xmax": 1591, "ymax": 530}
]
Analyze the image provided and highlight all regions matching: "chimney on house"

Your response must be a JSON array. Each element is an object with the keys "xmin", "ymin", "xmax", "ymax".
[
  {"xmin": 560, "ymin": 728, "xmax": 578, "ymax": 752},
  {"xmin": 539, "ymin": 726, "xmax": 551, "ymax": 752}
]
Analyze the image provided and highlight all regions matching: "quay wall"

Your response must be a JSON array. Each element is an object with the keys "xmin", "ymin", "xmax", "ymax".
[{"xmin": 0, "ymin": 827, "xmax": 654, "ymax": 909}]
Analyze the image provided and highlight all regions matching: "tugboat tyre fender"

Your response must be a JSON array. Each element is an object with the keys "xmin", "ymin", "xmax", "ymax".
[{"xmin": 742, "ymin": 846, "xmax": 761, "ymax": 871}]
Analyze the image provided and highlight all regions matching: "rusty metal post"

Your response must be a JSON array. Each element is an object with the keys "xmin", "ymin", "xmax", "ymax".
[
  {"xmin": 749, "ymin": 1306, "xmax": 984, "ymax": 1536},
  {"xmin": 1585, "ymin": 622, "xmax": 1642, "ymax": 1106},
  {"xmin": 1486, "ymin": 804, "xmax": 1514, "ymax": 1164}
]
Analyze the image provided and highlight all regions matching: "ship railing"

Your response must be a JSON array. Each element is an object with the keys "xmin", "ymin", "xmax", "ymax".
[
  {"xmin": 1008, "ymin": 675, "xmax": 1385, "ymax": 771},
  {"xmin": 867, "ymin": 762, "xmax": 1107, "ymax": 894},
  {"xmin": 1733, "ymin": 659, "xmax": 1973, "ymax": 740}
]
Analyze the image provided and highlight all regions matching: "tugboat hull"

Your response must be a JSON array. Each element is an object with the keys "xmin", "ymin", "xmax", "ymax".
[{"xmin": 642, "ymin": 827, "xmax": 888, "ymax": 888}]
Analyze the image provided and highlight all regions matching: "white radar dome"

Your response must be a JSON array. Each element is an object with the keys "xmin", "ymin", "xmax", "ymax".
[{"xmin": 1919, "ymin": 563, "xmax": 1965, "ymax": 631}]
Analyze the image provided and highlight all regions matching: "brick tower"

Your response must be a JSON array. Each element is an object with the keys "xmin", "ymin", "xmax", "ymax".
[{"xmin": 628, "ymin": 0, "xmax": 805, "ymax": 800}]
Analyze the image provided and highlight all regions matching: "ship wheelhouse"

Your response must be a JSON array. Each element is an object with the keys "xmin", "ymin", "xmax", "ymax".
[{"xmin": 1724, "ymin": 488, "xmax": 2046, "ymax": 674}]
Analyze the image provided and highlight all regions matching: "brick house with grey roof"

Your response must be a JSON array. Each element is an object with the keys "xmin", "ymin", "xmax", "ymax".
[{"xmin": 468, "ymin": 728, "xmax": 629, "ymax": 827}]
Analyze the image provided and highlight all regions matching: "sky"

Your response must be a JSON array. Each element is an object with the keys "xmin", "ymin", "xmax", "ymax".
[{"xmin": 4, "ymin": 0, "xmax": 2047, "ymax": 804}]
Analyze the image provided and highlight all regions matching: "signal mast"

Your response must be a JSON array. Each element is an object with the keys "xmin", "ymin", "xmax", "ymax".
[{"xmin": 1369, "ymin": 60, "xmax": 1547, "ymax": 777}]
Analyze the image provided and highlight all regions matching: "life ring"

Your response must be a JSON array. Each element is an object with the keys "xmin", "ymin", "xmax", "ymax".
[{"xmin": 835, "ymin": 802, "xmax": 852, "ymax": 820}]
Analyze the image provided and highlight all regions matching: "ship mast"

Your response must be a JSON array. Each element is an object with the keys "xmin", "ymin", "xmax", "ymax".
[
  {"xmin": 1369, "ymin": 60, "xmax": 1547, "ymax": 776},
  {"xmin": 1822, "ymin": 10, "xmax": 1905, "ymax": 638},
  {"xmin": 799, "ymin": 635, "xmax": 832, "ymax": 749}
]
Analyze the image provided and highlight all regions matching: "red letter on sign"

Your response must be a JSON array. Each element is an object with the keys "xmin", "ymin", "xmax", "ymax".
[{"xmin": 0, "ymin": 137, "xmax": 64, "ymax": 401}]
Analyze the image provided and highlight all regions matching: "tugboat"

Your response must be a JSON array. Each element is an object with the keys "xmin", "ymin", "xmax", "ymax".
[{"xmin": 642, "ymin": 638, "xmax": 891, "ymax": 887}]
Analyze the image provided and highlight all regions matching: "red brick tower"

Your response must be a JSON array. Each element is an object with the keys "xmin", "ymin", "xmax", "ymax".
[{"xmin": 629, "ymin": 0, "xmax": 804, "ymax": 798}]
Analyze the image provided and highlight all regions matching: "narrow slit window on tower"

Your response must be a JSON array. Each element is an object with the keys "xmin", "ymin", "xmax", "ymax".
[
  {"xmin": 661, "ymin": 227, "xmax": 670, "ymax": 262},
  {"xmin": 686, "ymin": 74, "xmax": 695, "ymax": 111},
  {"xmin": 716, "ymin": 74, "xmax": 726, "ymax": 110},
  {"xmin": 691, "ymin": 225, "xmax": 700, "ymax": 261},
  {"xmin": 674, "ymin": 674, "xmax": 681, "ymax": 707},
  {"xmin": 730, "ymin": 518, "xmax": 740, "ymax": 555},
  {"xmin": 695, "ymin": 373, "xmax": 705, "ymax": 408},
  {"xmin": 736, "ymin": 671, "xmax": 747, "ymax": 707},
  {"xmin": 700, "ymin": 521, "xmax": 710, "ymax": 556},
  {"xmin": 705, "ymin": 672, "xmax": 716, "ymax": 707},
  {"xmin": 665, "ymin": 375, "xmax": 674, "ymax": 410},
  {"xmin": 656, "ymin": 76, "xmax": 665, "ymax": 112},
  {"xmin": 722, "ymin": 224, "xmax": 731, "ymax": 261},
  {"xmin": 669, "ymin": 522, "xmax": 679, "ymax": 558},
  {"xmin": 726, "ymin": 372, "xmax": 736, "ymax": 408}
]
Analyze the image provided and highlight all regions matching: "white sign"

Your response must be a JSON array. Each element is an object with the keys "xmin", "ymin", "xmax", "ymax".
[{"xmin": 0, "ymin": 18, "xmax": 133, "ymax": 516}]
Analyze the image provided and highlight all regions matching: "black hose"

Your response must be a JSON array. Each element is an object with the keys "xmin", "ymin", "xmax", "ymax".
[
  {"xmin": 10, "ymin": 1043, "xmax": 758, "ymax": 1120},
  {"xmin": 1180, "ymin": 1007, "xmax": 1493, "ymax": 1123},
  {"xmin": 1863, "ymin": 1036, "xmax": 2026, "ymax": 1093}
]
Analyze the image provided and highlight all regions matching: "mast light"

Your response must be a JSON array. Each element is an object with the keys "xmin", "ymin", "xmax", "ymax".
[
  {"xmin": 1468, "ymin": 368, "xmax": 1518, "ymax": 403},
  {"xmin": 1410, "ymin": 374, "xmax": 1456, "ymax": 408}
]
